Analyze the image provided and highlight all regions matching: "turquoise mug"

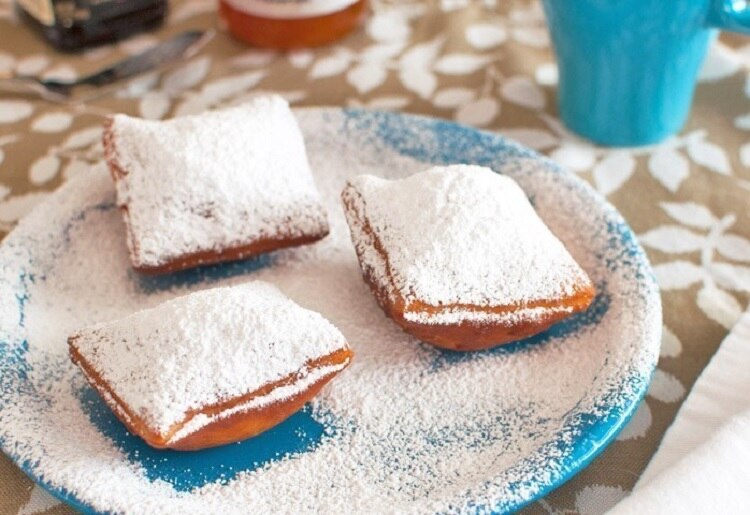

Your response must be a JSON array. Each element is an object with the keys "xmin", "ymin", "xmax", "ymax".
[{"xmin": 541, "ymin": 0, "xmax": 750, "ymax": 146}]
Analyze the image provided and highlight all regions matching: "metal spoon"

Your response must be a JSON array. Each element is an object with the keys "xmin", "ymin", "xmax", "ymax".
[{"xmin": 0, "ymin": 30, "xmax": 213, "ymax": 102}]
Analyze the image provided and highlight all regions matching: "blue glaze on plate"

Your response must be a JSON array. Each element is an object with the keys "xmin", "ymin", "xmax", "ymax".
[
  {"xmin": 0, "ymin": 108, "xmax": 660, "ymax": 514},
  {"xmin": 79, "ymin": 387, "xmax": 329, "ymax": 492}
]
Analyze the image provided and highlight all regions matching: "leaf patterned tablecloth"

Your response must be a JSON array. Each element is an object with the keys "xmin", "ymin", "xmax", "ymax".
[{"xmin": 1, "ymin": 1, "xmax": 749, "ymax": 513}]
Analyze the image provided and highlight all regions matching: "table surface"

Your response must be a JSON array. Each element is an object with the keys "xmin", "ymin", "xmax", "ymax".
[{"xmin": 1, "ymin": 1, "xmax": 749, "ymax": 513}]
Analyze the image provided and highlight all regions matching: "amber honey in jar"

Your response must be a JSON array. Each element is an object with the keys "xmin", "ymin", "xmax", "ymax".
[{"xmin": 219, "ymin": 0, "xmax": 368, "ymax": 49}]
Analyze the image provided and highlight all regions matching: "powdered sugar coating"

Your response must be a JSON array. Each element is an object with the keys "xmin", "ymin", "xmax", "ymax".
[
  {"xmin": 106, "ymin": 95, "xmax": 328, "ymax": 269},
  {"xmin": 71, "ymin": 281, "xmax": 349, "ymax": 437},
  {"xmin": 342, "ymin": 165, "xmax": 592, "ymax": 324},
  {"xmin": 170, "ymin": 362, "xmax": 348, "ymax": 443},
  {"xmin": 0, "ymin": 109, "xmax": 660, "ymax": 514}
]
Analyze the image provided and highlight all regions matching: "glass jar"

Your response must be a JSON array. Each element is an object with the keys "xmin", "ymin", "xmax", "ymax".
[
  {"xmin": 15, "ymin": 0, "xmax": 167, "ymax": 51},
  {"xmin": 219, "ymin": 0, "xmax": 368, "ymax": 49}
]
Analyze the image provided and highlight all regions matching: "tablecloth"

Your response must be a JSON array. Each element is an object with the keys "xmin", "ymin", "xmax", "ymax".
[
  {"xmin": 0, "ymin": 0, "xmax": 748, "ymax": 513},
  {"xmin": 610, "ymin": 310, "xmax": 750, "ymax": 514}
]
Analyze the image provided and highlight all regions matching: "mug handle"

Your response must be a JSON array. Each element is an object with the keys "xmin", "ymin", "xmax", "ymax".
[{"xmin": 708, "ymin": 0, "xmax": 750, "ymax": 33}]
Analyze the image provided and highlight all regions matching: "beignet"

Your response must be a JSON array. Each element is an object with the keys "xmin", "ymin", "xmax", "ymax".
[
  {"xmin": 341, "ymin": 165, "xmax": 595, "ymax": 351},
  {"xmin": 68, "ymin": 282, "xmax": 352, "ymax": 450},
  {"xmin": 103, "ymin": 95, "xmax": 328, "ymax": 274}
]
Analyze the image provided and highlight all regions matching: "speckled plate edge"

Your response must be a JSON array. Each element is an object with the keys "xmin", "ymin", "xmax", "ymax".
[{"xmin": 0, "ymin": 107, "xmax": 662, "ymax": 514}]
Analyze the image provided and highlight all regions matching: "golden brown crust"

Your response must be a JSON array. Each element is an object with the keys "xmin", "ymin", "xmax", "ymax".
[
  {"xmin": 129, "ymin": 231, "xmax": 329, "ymax": 275},
  {"xmin": 103, "ymin": 117, "xmax": 125, "ymax": 182},
  {"xmin": 102, "ymin": 117, "xmax": 329, "ymax": 276},
  {"xmin": 69, "ymin": 339, "xmax": 353, "ymax": 451},
  {"xmin": 342, "ymin": 185, "xmax": 596, "ymax": 351},
  {"xmin": 360, "ymin": 263, "xmax": 591, "ymax": 351}
]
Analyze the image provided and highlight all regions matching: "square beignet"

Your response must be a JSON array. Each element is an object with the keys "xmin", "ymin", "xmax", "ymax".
[
  {"xmin": 103, "ymin": 95, "xmax": 328, "ymax": 274},
  {"xmin": 341, "ymin": 165, "xmax": 595, "ymax": 351},
  {"xmin": 68, "ymin": 281, "xmax": 352, "ymax": 451}
]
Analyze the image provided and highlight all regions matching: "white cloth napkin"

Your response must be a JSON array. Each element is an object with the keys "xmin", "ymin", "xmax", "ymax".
[{"xmin": 610, "ymin": 312, "xmax": 750, "ymax": 514}]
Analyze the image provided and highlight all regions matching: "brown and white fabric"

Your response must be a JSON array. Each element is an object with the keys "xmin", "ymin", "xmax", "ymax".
[{"xmin": 0, "ymin": 0, "xmax": 749, "ymax": 513}]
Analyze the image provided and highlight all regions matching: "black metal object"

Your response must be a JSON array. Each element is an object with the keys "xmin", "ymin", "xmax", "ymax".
[{"xmin": 15, "ymin": 0, "xmax": 169, "ymax": 51}]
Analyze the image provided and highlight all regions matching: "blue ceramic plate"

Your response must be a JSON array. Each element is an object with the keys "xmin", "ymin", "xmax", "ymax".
[{"xmin": 0, "ymin": 108, "xmax": 661, "ymax": 514}]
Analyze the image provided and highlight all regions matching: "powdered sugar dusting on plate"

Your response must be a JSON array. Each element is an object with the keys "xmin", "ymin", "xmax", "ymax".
[{"xmin": 0, "ymin": 108, "xmax": 660, "ymax": 514}]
